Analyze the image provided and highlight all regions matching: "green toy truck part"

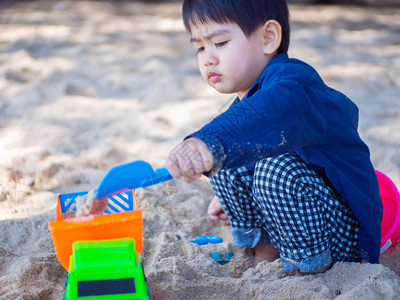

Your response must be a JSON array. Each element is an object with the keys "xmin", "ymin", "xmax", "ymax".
[{"xmin": 65, "ymin": 238, "xmax": 148, "ymax": 300}]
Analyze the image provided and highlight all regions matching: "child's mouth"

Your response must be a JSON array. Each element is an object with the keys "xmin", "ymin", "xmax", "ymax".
[{"xmin": 208, "ymin": 72, "xmax": 221, "ymax": 83}]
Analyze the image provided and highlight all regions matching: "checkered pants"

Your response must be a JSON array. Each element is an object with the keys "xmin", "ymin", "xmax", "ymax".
[{"xmin": 210, "ymin": 152, "xmax": 360, "ymax": 263}]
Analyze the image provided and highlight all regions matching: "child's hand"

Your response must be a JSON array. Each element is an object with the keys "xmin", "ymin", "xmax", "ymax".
[
  {"xmin": 166, "ymin": 137, "xmax": 214, "ymax": 183},
  {"xmin": 208, "ymin": 196, "xmax": 230, "ymax": 225}
]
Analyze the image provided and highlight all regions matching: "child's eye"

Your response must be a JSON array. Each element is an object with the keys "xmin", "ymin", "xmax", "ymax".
[
  {"xmin": 215, "ymin": 41, "xmax": 228, "ymax": 47},
  {"xmin": 197, "ymin": 46, "xmax": 205, "ymax": 53}
]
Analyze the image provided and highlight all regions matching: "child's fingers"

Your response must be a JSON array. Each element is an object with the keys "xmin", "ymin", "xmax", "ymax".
[
  {"xmin": 168, "ymin": 157, "xmax": 198, "ymax": 182},
  {"xmin": 167, "ymin": 143, "xmax": 194, "ymax": 178},
  {"xmin": 207, "ymin": 196, "xmax": 221, "ymax": 213},
  {"xmin": 209, "ymin": 215, "xmax": 220, "ymax": 221},
  {"xmin": 191, "ymin": 138, "xmax": 213, "ymax": 173},
  {"xmin": 219, "ymin": 213, "xmax": 229, "ymax": 220},
  {"xmin": 208, "ymin": 197, "xmax": 230, "ymax": 225},
  {"xmin": 181, "ymin": 173, "xmax": 201, "ymax": 183},
  {"xmin": 198, "ymin": 145, "xmax": 214, "ymax": 172},
  {"xmin": 178, "ymin": 157, "xmax": 196, "ymax": 178},
  {"xmin": 182, "ymin": 139, "xmax": 209, "ymax": 176},
  {"xmin": 221, "ymin": 218, "xmax": 230, "ymax": 226},
  {"xmin": 167, "ymin": 137, "xmax": 214, "ymax": 181},
  {"xmin": 180, "ymin": 137, "xmax": 213, "ymax": 175},
  {"xmin": 208, "ymin": 197, "xmax": 225, "ymax": 215},
  {"xmin": 166, "ymin": 154, "xmax": 182, "ymax": 178},
  {"xmin": 217, "ymin": 212, "xmax": 230, "ymax": 225},
  {"xmin": 191, "ymin": 153, "xmax": 206, "ymax": 174}
]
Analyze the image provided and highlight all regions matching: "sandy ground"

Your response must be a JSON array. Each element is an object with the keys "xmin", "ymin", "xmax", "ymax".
[{"xmin": 1, "ymin": 1, "xmax": 400, "ymax": 299}]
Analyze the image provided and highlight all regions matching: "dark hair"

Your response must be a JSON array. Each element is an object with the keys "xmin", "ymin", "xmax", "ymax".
[{"xmin": 182, "ymin": 0, "xmax": 290, "ymax": 54}]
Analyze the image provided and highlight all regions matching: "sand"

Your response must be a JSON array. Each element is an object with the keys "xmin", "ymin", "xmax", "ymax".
[{"xmin": 1, "ymin": 1, "xmax": 400, "ymax": 299}]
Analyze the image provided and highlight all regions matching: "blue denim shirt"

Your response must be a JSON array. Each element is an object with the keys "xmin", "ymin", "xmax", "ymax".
[{"xmin": 189, "ymin": 53, "xmax": 382, "ymax": 263}]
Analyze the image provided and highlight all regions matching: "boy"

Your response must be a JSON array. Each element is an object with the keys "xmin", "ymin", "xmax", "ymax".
[{"xmin": 166, "ymin": 0, "xmax": 382, "ymax": 274}]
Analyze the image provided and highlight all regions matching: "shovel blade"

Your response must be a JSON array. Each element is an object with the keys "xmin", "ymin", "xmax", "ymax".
[{"xmin": 95, "ymin": 160, "xmax": 173, "ymax": 199}]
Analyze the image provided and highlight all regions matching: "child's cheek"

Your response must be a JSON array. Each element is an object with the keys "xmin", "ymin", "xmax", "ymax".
[{"xmin": 200, "ymin": 69, "xmax": 208, "ymax": 83}]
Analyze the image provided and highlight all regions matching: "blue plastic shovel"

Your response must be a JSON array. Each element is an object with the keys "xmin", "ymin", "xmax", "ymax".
[{"xmin": 94, "ymin": 160, "xmax": 173, "ymax": 199}]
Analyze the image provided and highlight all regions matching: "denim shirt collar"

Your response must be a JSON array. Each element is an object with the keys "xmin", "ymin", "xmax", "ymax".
[{"xmin": 241, "ymin": 52, "xmax": 289, "ymax": 101}]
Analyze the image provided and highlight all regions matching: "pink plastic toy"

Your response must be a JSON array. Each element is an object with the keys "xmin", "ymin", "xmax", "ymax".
[{"xmin": 377, "ymin": 170, "xmax": 400, "ymax": 254}]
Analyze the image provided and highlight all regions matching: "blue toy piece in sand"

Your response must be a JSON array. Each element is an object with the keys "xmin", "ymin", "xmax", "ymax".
[
  {"xmin": 209, "ymin": 252, "xmax": 234, "ymax": 264},
  {"xmin": 190, "ymin": 235, "xmax": 223, "ymax": 245},
  {"xmin": 190, "ymin": 236, "xmax": 234, "ymax": 264}
]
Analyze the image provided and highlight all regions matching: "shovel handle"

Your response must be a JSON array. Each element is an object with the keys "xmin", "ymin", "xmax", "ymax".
[{"xmin": 140, "ymin": 168, "xmax": 173, "ymax": 188}]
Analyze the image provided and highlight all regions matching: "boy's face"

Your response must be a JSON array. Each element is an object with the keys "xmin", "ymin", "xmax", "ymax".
[{"xmin": 190, "ymin": 22, "xmax": 272, "ymax": 99}]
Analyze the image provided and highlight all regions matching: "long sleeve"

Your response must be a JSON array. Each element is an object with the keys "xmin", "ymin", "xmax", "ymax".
[{"xmin": 190, "ymin": 80, "xmax": 327, "ymax": 174}]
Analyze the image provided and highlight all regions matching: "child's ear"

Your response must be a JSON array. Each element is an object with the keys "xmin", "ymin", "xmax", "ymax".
[{"xmin": 261, "ymin": 20, "xmax": 282, "ymax": 55}]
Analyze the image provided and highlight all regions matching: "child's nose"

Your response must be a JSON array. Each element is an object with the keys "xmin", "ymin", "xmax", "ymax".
[{"xmin": 204, "ymin": 50, "xmax": 218, "ymax": 66}]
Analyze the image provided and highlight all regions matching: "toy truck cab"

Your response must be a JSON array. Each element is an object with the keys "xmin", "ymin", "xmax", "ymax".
[{"xmin": 65, "ymin": 238, "xmax": 148, "ymax": 300}]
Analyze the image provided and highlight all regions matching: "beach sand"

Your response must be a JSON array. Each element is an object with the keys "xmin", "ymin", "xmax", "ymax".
[{"xmin": 1, "ymin": 1, "xmax": 400, "ymax": 299}]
